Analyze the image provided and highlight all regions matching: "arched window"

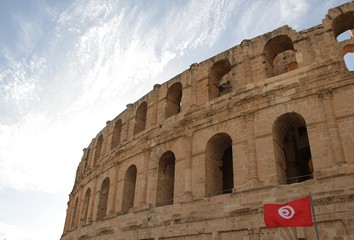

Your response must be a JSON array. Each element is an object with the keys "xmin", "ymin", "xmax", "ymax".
[
  {"xmin": 156, "ymin": 151, "xmax": 175, "ymax": 207},
  {"xmin": 205, "ymin": 133, "xmax": 233, "ymax": 197},
  {"xmin": 336, "ymin": 30, "xmax": 352, "ymax": 42},
  {"xmin": 83, "ymin": 148, "xmax": 90, "ymax": 172},
  {"xmin": 342, "ymin": 44, "xmax": 354, "ymax": 71},
  {"xmin": 332, "ymin": 11, "xmax": 354, "ymax": 41},
  {"xmin": 263, "ymin": 35, "xmax": 297, "ymax": 77},
  {"xmin": 332, "ymin": 11, "xmax": 354, "ymax": 71},
  {"xmin": 111, "ymin": 119, "xmax": 122, "ymax": 150},
  {"xmin": 165, "ymin": 82, "xmax": 182, "ymax": 119},
  {"xmin": 71, "ymin": 197, "xmax": 79, "ymax": 229},
  {"xmin": 80, "ymin": 188, "xmax": 91, "ymax": 225},
  {"xmin": 94, "ymin": 135, "xmax": 104, "ymax": 164},
  {"xmin": 96, "ymin": 177, "xmax": 110, "ymax": 220},
  {"xmin": 122, "ymin": 165, "xmax": 137, "ymax": 212},
  {"xmin": 272, "ymin": 112, "xmax": 313, "ymax": 184},
  {"xmin": 134, "ymin": 102, "xmax": 147, "ymax": 135},
  {"xmin": 208, "ymin": 59, "xmax": 232, "ymax": 100}
]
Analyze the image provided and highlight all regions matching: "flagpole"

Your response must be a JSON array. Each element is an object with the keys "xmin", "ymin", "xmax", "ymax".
[{"xmin": 309, "ymin": 192, "xmax": 319, "ymax": 240}]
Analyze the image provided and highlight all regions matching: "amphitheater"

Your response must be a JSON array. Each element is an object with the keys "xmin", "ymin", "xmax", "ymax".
[{"xmin": 61, "ymin": 2, "xmax": 354, "ymax": 239}]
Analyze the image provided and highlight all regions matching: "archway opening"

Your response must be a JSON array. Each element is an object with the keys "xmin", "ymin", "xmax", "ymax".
[
  {"xmin": 156, "ymin": 151, "xmax": 175, "ymax": 207},
  {"xmin": 272, "ymin": 112, "xmax": 313, "ymax": 184},
  {"xmin": 96, "ymin": 177, "xmax": 110, "ymax": 220},
  {"xmin": 71, "ymin": 197, "xmax": 79, "ymax": 229},
  {"xmin": 208, "ymin": 59, "xmax": 232, "ymax": 100},
  {"xmin": 122, "ymin": 165, "xmax": 137, "ymax": 212},
  {"xmin": 80, "ymin": 188, "xmax": 91, "ymax": 225},
  {"xmin": 263, "ymin": 35, "xmax": 297, "ymax": 77},
  {"xmin": 94, "ymin": 135, "xmax": 104, "ymax": 164},
  {"xmin": 111, "ymin": 119, "xmax": 122, "ymax": 149},
  {"xmin": 343, "ymin": 44, "xmax": 354, "ymax": 71},
  {"xmin": 134, "ymin": 102, "xmax": 147, "ymax": 135},
  {"xmin": 205, "ymin": 133, "xmax": 233, "ymax": 197},
  {"xmin": 165, "ymin": 82, "xmax": 182, "ymax": 119}
]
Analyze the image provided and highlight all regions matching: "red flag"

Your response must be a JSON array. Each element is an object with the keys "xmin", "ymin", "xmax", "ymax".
[{"xmin": 264, "ymin": 196, "xmax": 313, "ymax": 227}]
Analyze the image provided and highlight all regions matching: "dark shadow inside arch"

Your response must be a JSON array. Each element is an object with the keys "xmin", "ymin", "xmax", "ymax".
[
  {"xmin": 272, "ymin": 112, "xmax": 313, "ymax": 184},
  {"xmin": 96, "ymin": 177, "xmax": 110, "ymax": 220},
  {"xmin": 122, "ymin": 165, "xmax": 137, "ymax": 213},
  {"xmin": 205, "ymin": 133, "xmax": 233, "ymax": 197},
  {"xmin": 156, "ymin": 151, "xmax": 175, "ymax": 207}
]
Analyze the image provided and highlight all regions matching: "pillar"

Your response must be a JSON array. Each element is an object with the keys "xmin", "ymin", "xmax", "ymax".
[
  {"xmin": 151, "ymin": 84, "xmax": 161, "ymax": 127},
  {"xmin": 190, "ymin": 63, "xmax": 198, "ymax": 107},
  {"xmin": 87, "ymin": 176, "xmax": 98, "ymax": 222},
  {"xmin": 109, "ymin": 162, "xmax": 120, "ymax": 214},
  {"xmin": 242, "ymin": 111, "xmax": 259, "ymax": 182},
  {"xmin": 317, "ymin": 88, "xmax": 346, "ymax": 165}
]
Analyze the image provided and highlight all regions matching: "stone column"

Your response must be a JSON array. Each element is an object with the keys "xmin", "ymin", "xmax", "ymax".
[
  {"xmin": 77, "ymin": 188, "xmax": 84, "ymax": 227},
  {"xmin": 105, "ymin": 121, "xmax": 112, "ymax": 152},
  {"xmin": 109, "ymin": 162, "xmax": 120, "ymax": 214},
  {"xmin": 190, "ymin": 63, "xmax": 198, "ymax": 107},
  {"xmin": 241, "ymin": 40, "xmax": 254, "ymax": 85},
  {"xmin": 63, "ymin": 201, "xmax": 71, "ymax": 233},
  {"xmin": 242, "ymin": 111, "xmax": 259, "ymax": 182},
  {"xmin": 87, "ymin": 176, "xmax": 98, "ymax": 222},
  {"xmin": 184, "ymin": 133, "xmax": 193, "ymax": 201},
  {"xmin": 140, "ymin": 147, "xmax": 150, "ymax": 206},
  {"xmin": 124, "ymin": 103, "xmax": 133, "ymax": 141},
  {"xmin": 317, "ymin": 88, "xmax": 346, "ymax": 165},
  {"xmin": 67, "ymin": 201, "xmax": 73, "ymax": 231},
  {"xmin": 151, "ymin": 84, "xmax": 161, "ymax": 127}
]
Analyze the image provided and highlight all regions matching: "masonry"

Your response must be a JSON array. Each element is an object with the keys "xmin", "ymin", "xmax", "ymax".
[{"xmin": 61, "ymin": 2, "xmax": 354, "ymax": 239}]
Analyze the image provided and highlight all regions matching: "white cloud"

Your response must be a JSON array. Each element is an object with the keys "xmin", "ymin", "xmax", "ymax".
[
  {"xmin": 0, "ymin": 222, "xmax": 36, "ymax": 240},
  {"xmin": 0, "ymin": 0, "xmax": 241, "ymax": 194},
  {"xmin": 0, "ymin": 54, "xmax": 45, "ymax": 113},
  {"xmin": 280, "ymin": 0, "xmax": 309, "ymax": 26},
  {"xmin": 0, "ymin": 113, "xmax": 73, "ymax": 192}
]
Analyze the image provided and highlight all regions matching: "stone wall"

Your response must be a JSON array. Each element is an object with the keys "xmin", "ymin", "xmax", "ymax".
[{"xmin": 61, "ymin": 2, "xmax": 354, "ymax": 239}]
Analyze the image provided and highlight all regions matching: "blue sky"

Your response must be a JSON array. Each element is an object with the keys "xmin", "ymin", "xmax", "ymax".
[{"xmin": 0, "ymin": 0, "xmax": 351, "ymax": 239}]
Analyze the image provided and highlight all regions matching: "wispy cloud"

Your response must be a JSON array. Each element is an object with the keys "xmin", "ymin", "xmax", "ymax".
[
  {"xmin": 0, "ymin": 53, "xmax": 45, "ymax": 122},
  {"xmin": 0, "ymin": 0, "xmax": 345, "ymax": 195}
]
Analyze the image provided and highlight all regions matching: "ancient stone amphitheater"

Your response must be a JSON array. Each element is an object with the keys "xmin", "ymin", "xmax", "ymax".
[{"xmin": 61, "ymin": 2, "xmax": 354, "ymax": 239}]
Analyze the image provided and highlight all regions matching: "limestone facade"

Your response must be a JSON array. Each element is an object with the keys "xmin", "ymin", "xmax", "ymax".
[{"xmin": 61, "ymin": 2, "xmax": 354, "ymax": 239}]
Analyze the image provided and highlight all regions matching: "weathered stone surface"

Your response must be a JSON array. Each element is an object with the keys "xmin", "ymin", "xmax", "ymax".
[{"xmin": 61, "ymin": 2, "xmax": 354, "ymax": 239}]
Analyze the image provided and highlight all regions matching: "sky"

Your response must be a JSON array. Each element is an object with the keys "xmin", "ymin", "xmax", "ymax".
[{"xmin": 0, "ymin": 0, "xmax": 352, "ymax": 239}]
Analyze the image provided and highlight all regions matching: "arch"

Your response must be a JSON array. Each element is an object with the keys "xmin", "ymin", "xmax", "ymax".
[
  {"xmin": 111, "ymin": 119, "xmax": 122, "ymax": 150},
  {"xmin": 342, "ymin": 44, "xmax": 354, "ymax": 71},
  {"xmin": 96, "ymin": 177, "xmax": 110, "ymax": 220},
  {"xmin": 263, "ymin": 35, "xmax": 297, "ymax": 77},
  {"xmin": 332, "ymin": 11, "xmax": 354, "ymax": 40},
  {"xmin": 272, "ymin": 112, "xmax": 313, "ymax": 184},
  {"xmin": 83, "ymin": 148, "xmax": 90, "ymax": 171},
  {"xmin": 122, "ymin": 165, "xmax": 137, "ymax": 212},
  {"xmin": 165, "ymin": 82, "xmax": 182, "ymax": 119},
  {"xmin": 94, "ymin": 135, "xmax": 104, "ymax": 164},
  {"xmin": 80, "ymin": 188, "xmax": 91, "ymax": 225},
  {"xmin": 134, "ymin": 102, "xmax": 147, "ymax": 135},
  {"xmin": 208, "ymin": 59, "xmax": 232, "ymax": 100},
  {"xmin": 156, "ymin": 151, "xmax": 175, "ymax": 207},
  {"xmin": 205, "ymin": 133, "xmax": 233, "ymax": 197},
  {"xmin": 336, "ymin": 30, "xmax": 353, "ymax": 42},
  {"xmin": 70, "ymin": 197, "xmax": 79, "ymax": 229}
]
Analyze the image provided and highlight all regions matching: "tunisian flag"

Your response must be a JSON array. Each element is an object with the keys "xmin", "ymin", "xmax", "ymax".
[{"xmin": 264, "ymin": 196, "xmax": 313, "ymax": 227}]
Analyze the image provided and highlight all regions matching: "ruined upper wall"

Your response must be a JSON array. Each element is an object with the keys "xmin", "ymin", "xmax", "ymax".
[{"xmin": 73, "ymin": 1, "xmax": 354, "ymax": 188}]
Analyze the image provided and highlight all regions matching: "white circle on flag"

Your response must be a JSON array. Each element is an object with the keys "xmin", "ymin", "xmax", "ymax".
[{"xmin": 278, "ymin": 205, "xmax": 295, "ymax": 219}]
